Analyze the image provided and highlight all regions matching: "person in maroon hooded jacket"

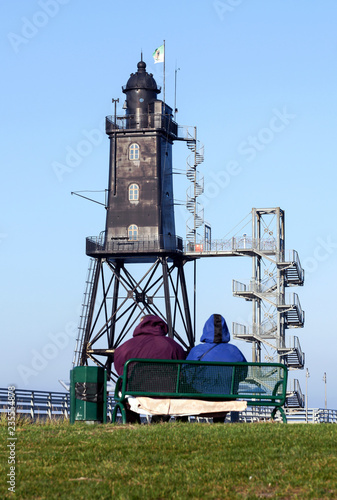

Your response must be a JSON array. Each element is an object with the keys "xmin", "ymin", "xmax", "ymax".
[
  {"xmin": 113, "ymin": 314, "xmax": 186, "ymax": 423},
  {"xmin": 114, "ymin": 314, "xmax": 185, "ymax": 375}
]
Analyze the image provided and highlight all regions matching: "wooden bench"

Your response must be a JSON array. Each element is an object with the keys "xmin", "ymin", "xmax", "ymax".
[{"xmin": 112, "ymin": 359, "xmax": 288, "ymax": 423}]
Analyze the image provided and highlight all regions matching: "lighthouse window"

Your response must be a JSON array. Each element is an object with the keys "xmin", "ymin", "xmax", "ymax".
[
  {"xmin": 129, "ymin": 143, "xmax": 139, "ymax": 160},
  {"xmin": 129, "ymin": 183, "xmax": 139, "ymax": 201},
  {"xmin": 128, "ymin": 224, "xmax": 138, "ymax": 240}
]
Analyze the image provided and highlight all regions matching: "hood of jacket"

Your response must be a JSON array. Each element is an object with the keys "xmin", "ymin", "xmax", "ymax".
[
  {"xmin": 200, "ymin": 314, "xmax": 230, "ymax": 343},
  {"xmin": 133, "ymin": 315, "xmax": 168, "ymax": 337}
]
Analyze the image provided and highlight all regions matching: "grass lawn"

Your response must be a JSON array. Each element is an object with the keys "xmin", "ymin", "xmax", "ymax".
[{"xmin": 1, "ymin": 418, "xmax": 337, "ymax": 499}]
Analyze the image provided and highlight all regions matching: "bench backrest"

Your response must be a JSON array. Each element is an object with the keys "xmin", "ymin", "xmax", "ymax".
[{"xmin": 116, "ymin": 359, "xmax": 288, "ymax": 405}]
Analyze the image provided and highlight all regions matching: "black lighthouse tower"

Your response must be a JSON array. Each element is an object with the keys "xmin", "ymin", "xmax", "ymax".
[
  {"xmin": 75, "ymin": 59, "xmax": 194, "ymax": 379},
  {"xmin": 104, "ymin": 60, "xmax": 177, "ymax": 251}
]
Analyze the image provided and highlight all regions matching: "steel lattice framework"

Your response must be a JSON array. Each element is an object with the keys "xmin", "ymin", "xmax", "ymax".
[{"xmin": 74, "ymin": 255, "xmax": 194, "ymax": 381}]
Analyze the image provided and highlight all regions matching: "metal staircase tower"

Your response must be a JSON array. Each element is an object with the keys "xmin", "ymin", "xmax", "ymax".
[
  {"xmin": 230, "ymin": 208, "xmax": 305, "ymax": 406},
  {"xmin": 232, "ymin": 208, "xmax": 305, "ymax": 365}
]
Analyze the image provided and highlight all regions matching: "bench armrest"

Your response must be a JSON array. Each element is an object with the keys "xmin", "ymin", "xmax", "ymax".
[{"xmin": 114, "ymin": 376, "xmax": 124, "ymax": 400}]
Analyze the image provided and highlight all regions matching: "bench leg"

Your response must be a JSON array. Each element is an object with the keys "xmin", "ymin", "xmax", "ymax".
[
  {"xmin": 112, "ymin": 403, "xmax": 127, "ymax": 424},
  {"xmin": 231, "ymin": 411, "xmax": 239, "ymax": 423},
  {"xmin": 271, "ymin": 406, "xmax": 287, "ymax": 423}
]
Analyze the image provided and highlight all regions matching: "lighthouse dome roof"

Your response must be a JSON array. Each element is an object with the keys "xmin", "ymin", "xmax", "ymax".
[{"xmin": 123, "ymin": 60, "xmax": 160, "ymax": 93}]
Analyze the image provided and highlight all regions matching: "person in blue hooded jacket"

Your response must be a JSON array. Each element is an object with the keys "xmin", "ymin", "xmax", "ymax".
[
  {"xmin": 186, "ymin": 314, "xmax": 247, "ymax": 423},
  {"xmin": 186, "ymin": 314, "xmax": 247, "ymax": 363}
]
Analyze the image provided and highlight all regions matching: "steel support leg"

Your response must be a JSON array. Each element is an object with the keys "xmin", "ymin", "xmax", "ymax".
[{"xmin": 161, "ymin": 257, "xmax": 173, "ymax": 338}]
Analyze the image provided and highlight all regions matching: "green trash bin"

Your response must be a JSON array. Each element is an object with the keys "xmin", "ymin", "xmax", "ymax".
[{"xmin": 70, "ymin": 366, "xmax": 107, "ymax": 424}]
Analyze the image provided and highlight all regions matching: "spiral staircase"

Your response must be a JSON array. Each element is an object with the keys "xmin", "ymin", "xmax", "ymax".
[{"xmin": 185, "ymin": 134, "xmax": 205, "ymax": 246}]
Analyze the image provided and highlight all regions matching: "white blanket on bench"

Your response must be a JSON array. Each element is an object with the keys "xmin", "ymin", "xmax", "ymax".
[{"xmin": 127, "ymin": 397, "xmax": 247, "ymax": 416}]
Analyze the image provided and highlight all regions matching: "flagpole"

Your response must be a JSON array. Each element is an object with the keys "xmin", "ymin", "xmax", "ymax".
[
  {"xmin": 174, "ymin": 64, "xmax": 180, "ymax": 121},
  {"xmin": 163, "ymin": 39, "xmax": 166, "ymax": 103}
]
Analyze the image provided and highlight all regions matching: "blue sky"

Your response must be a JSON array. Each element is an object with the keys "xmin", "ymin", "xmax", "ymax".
[{"xmin": 1, "ymin": 0, "xmax": 337, "ymax": 409}]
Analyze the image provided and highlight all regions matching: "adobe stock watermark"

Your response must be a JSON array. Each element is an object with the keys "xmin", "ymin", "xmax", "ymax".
[
  {"xmin": 213, "ymin": 0, "xmax": 245, "ymax": 21},
  {"xmin": 17, "ymin": 321, "xmax": 77, "ymax": 386},
  {"xmin": 7, "ymin": 0, "xmax": 71, "ymax": 54},
  {"xmin": 201, "ymin": 106, "xmax": 296, "ymax": 206},
  {"xmin": 237, "ymin": 107, "xmax": 296, "ymax": 162},
  {"xmin": 51, "ymin": 118, "xmax": 105, "ymax": 182},
  {"xmin": 7, "ymin": 386, "xmax": 16, "ymax": 494},
  {"xmin": 302, "ymin": 235, "xmax": 337, "ymax": 275}
]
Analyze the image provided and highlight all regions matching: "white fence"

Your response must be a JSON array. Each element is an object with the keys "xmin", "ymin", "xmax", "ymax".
[
  {"xmin": 0, "ymin": 388, "xmax": 115, "ymax": 422},
  {"xmin": 285, "ymin": 408, "xmax": 337, "ymax": 424}
]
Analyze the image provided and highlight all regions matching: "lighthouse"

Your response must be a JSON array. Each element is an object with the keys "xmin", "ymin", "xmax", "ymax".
[{"xmin": 76, "ymin": 59, "xmax": 193, "ymax": 378}]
